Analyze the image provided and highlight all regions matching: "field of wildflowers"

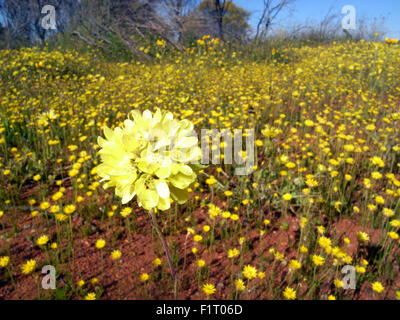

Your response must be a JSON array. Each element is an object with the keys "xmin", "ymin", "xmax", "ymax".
[{"xmin": 1, "ymin": 38, "xmax": 400, "ymax": 300}]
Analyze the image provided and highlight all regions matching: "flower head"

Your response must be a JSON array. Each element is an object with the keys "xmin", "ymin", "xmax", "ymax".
[
  {"xmin": 372, "ymin": 281, "xmax": 384, "ymax": 294},
  {"xmin": 202, "ymin": 283, "xmax": 216, "ymax": 296},
  {"xmin": 283, "ymin": 287, "xmax": 296, "ymax": 300},
  {"xmin": 242, "ymin": 265, "xmax": 257, "ymax": 280},
  {"xmin": 85, "ymin": 292, "xmax": 96, "ymax": 300},
  {"xmin": 111, "ymin": 250, "xmax": 122, "ymax": 260},
  {"xmin": 96, "ymin": 108, "xmax": 202, "ymax": 211},
  {"xmin": 0, "ymin": 256, "xmax": 10, "ymax": 268},
  {"xmin": 36, "ymin": 235, "xmax": 49, "ymax": 246},
  {"xmin": 21, "ymin": 259, "xmax": 36, "ymax": 274},
  {"xmin": 95, "ymin": 239, "xmax": 106, "ymax": 249}
]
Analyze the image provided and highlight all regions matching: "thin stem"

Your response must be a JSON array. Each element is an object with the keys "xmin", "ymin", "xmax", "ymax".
[{"xmin": 148, "ymin": 209, "xmax": 178, "ymax": 299}]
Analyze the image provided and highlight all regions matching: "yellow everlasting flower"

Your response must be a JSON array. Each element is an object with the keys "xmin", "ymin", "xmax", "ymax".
[
  {"xmin": 21, "ymin": 259, "xmax": 36, "ymax": 274},
  {"xmin": 283, "ymin": 287, "xmax": 296, "ymax": 300},
  {"xmin": 202, "ymin": 283, "xmax": 216, "ymax": 295},
  {"xmin": 96, "ymin": 108, "xmax": 202, "ymax": 211},
  {"xmin": 0, "ymin": 256, "xmax": 10, "ymax": 268}
]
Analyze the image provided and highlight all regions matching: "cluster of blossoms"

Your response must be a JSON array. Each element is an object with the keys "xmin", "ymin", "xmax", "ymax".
[{"xmin": 96, "ymin": 108, "xmax": 202, "ymax": 211}]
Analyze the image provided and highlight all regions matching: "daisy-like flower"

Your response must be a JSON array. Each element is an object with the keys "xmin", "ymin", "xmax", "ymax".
[
  {"xmin": 96, "ymin": 108, "xmax": 202, "ymax": 211},
  {"xmin": 283, "ymin": 287, "xmax": 296, "ymax": 300},
  {"xmin": 289, "ymin": 259, "xmax": 301, "ymax": 271},
  {"xmin": 0, "ymin": 256, "xmax": 10, "ymax": 268},
  {"xmin": 282, "ymin": 193, "xmax": 292, "ymax": 201},
  {"xmin": 84, "ymin": 292, "xmax": 96, "ymax": 300},
  {"xmin": 371, "ymin": 281, "xmax": 384, "ymax": 294},
  {"xmin": 95, "ymin": 239, "xmax": 106, "ymax": 249},
  {"xmin": 63, "ymin": 204, "xmax": 76, "ymax": 215},
  {"xmin": 197, "ymin": 259, "xmax": 206, "ymax": 268},
  {"xmin": 153, "ymin": 258, "xmax": 162, "ymax": 266},
  {"xmin": 140, "ymin": 273, "xmax": 149, "ymax": 282},
  {"xmin": 202, "ymin": 283, "xmax": 216, "ymax": 296},
  {"xmin": 21, "ymin": 259, "xmax": 36, "ymax": 274},
  {"xmin": 357, "ymin": 231, "xmax": 370, "ymax": 243},
  {"xmin": 242, "ymin": 265, "xmax": 257, "ymax": 280},
  {"xmin": 312, "ymin": 254, "xmax": 325, "ymax": 266},
  {"xmin": 36, "ymin": 235, "xmax": 49, "ymax": 246},
  {"xmin": 235, "ymin": 279, "xmax": 245, "ymax": 291},
  {"xmin": 227, "ymin": 248, "xmax": 240, "ymax": 259},
  {"xmin": 111, "ymin": 250, "xmax": 122, "ymax": 260}
]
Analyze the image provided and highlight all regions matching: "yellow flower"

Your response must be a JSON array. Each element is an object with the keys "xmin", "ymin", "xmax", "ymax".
[
  {"xmin": 328, "ymin": 295, "xmax": 336, "ymax": 300},
  {"xmin": 77, "ymin": 279, "xmax": 85, "ymax": 287},
  {"xmin": 153, "ymin": 258, "xmax": 162, "ymax": 266},
  {"xmin": 21, "ymin": 259, "xmax": 36, "ymax": 274},
  {"xmin": 304, "ymin": 120, "xmax": 314, "ymax": 127},
  {"xmin": 85, "ymin": 292, "xmax": 96, "ymax": 300},
  {"xmin": 282, "ymin": 193, "xmax": 292, "ymax": 201},
  {"xmin": 300, "ymin": 246, "xmax": 308, "ymax": 253},
  {"xmin": 63, "ymin": 204, "xmax": 76, "ymax": 215},
  {"xmin": 140, "ymin": 273, "xmax": 149, "ymax": 282},
  {"xmin": 357, "ymin": 231, "xmax": 369, "ymax": 243},
  {"xmin": 375, "ymin": 196, "xmax": 385, "ymax": 205},
  {"xmin": 39, "ymin": 201, "xmax": 50, "ymax": 210},
  {"xmin": 50, "ymin": 205, "xmax": 60, "ymax": 214},
  {"xmin": 334, "ymin": 279, "xmax": 343, "ymax": 288},
  {"xmin": 371, "ymin": 281, "xmax": 384, "ymax": 294},
  {"xmin": 242, "ymin": 265, "xmax": 257, "ymax": 280},
  {"xmin": 371, "ymin": 171, "xmax": 382, "ymax": 180},
  {"xmin": 387, "ymin": 231, "xmax": 399, "ymax": 240},
  {"xmin": 370, "ymin": 156, "xmax": 384, "ymax": 167},
  {"xmin": 312, "ymin": 255, "xmax": 325, "ymax": 266},
  {"xmin": 355, "ymin": 265, "xmax": 366, "ymax": 274},
  {"xmin": 95, "ymin": 239, "xmax": 106, "ymax": 249},
  {"xmin": 382, "ymin": 208, "xmax": 394, "ymax": 218},
  {"xmin": 224, "ymin": 190, "xmax": 233, "ymax": 197},
  {"xmin": 111, "ymin": 250, "xmax": 122, "ymax": 260},
  {"xmin": 390, "ymin": 219, "xmax": 400, "ymax": 228},
  {"xmin": 318, "ymin": 236, "xmax": 332, "ymax": 249},
  {"xmin": 289, "ymin": 259, "xmax": 301, "ymax": 270},
  {"xmin": 197, "ymin": 259, "xmax": 206, "ymax": 268},
  {"xmin": 0, "ymin": 256, "xmax": 10, "ymax": 268},
  {"xmin": 283, "ymin": 287, "xmax": 296, "ymax": 300},
  {"xmin": 96, "ymin": 108, "xmax": 202, "ymax": 211},
  {"xmin": 227, "ymin": 248, "xmax": 240, "ymax": 259},
  {"xmin": 120, "ymin": 207, "xmax": 132, "ymax": 218},
  {"xmin": 36, "ymin": 235, "xmax": 49, "ymax": 246},
  {"xmin": 52, "ymin": 191, "xmax": 64, "ymax": 201},
  {"xmin": 33, "ymin": 174, "xmax": 41, "ymax": 181},
  {"xmin": 235, "ymin": 279, "xmax": 245, "ymax": 291},
  {"xmin": 202, "ymin": 283, "xmax": 216, "ymax": 296},
  {"xmin": 208, "ymin": 204, "xmax": 222, "ymax": 218}
]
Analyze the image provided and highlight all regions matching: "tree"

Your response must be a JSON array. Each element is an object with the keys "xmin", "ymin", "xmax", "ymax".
[
  {"xmin": 194, "ymin": 0, "xmax": 250, "ymax": 41},
  {"xmin": 162, "ymin": 0, "xmax": 198, "ymax": 41},
  {"xmin": 0, "ymin": 0, "xmax": 77, "ymax": 47},
  {"xmin": 255, "ymin": 0, "xmax": 295, "ymax": 41}
]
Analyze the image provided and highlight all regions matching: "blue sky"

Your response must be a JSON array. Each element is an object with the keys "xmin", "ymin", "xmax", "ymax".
[{"xmin": 233, "ymin": 0, "xmax": 400, "ymax": 38}]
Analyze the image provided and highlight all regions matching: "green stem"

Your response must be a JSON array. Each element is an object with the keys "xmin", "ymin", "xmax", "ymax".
[{"xmin": 149, "ymin": 209, "xmax": 178, "ymax": 299}]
